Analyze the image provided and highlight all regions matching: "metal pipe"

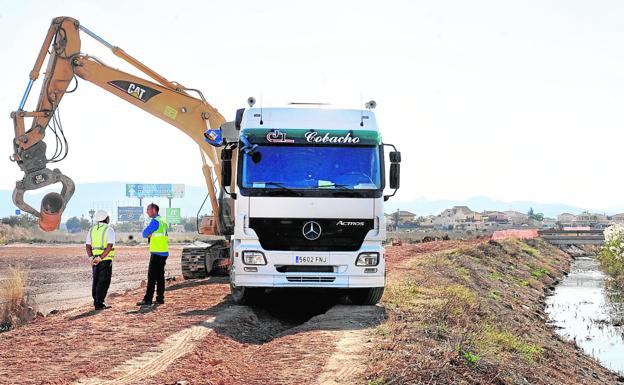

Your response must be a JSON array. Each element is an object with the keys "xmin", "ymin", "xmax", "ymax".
[
  {"xmin": 17, "ymin": 80, "xmax": 34, "ymax": 110},
  {"xmin": 78, "ymin": 24, "xmax": 113, "ymax": 49}
]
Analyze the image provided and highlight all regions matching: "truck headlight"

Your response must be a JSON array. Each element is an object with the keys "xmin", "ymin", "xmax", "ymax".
[
  {"xmin": 356, "ymin": 252, "xmax": 379, "ymax": 266},
  {"xmin": 242, "ymin": 251, "xmax": 267, "ymax": 265}
]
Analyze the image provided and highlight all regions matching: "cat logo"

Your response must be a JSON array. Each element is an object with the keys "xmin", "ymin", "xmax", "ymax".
[
  {"xmin": 127, "ymin": 83, "xmax": 146, "ymax": 100},
  {"xmin": 107, "ymin": 80, "xmax": 161, "ymax": 103}
]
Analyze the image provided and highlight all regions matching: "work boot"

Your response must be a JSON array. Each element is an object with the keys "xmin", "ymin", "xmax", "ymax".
[
  {"xmin": 136, "ymin": 300, "xmax": 152, "ymax": 306},
  {"xmin": 95, "ymin": 303, "xmax": 111, "ymax": 310},
  {"xmin": 156, "ymin": 298, "xmax": 165, "ymax": 305}
]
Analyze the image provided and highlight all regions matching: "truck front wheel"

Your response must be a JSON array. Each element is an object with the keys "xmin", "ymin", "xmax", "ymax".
[
  {"xmin": 348, "ymin": 287, "xmax": 384, "ymax": 305},
  {"xmin": 230, "ymin": 282, "xmax": 263, "ymax": 305}
]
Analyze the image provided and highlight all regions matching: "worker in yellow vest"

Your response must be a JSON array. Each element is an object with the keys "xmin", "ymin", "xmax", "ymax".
[
  {"xmin": 86, "ymin": 210, "xmax": 115, "ymax": 310},
  {"xmin": 137, "ymin": 203, "xmax": 169, "ymax": 306}
]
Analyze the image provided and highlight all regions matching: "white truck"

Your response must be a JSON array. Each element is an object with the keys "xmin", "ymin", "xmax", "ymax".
[{"xmin": 222, "ymin": 104, "xmax": 401, "ymax": 305}]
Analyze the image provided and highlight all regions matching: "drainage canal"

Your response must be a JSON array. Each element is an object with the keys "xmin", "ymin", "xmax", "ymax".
[{"xmin": 545, "ymin": 255, "xmax": 624, "ymax": 374}]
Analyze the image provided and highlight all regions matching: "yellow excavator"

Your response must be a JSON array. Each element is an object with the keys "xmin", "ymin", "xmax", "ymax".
[{"xmin": 10, "ymin": 16, "xmax": 237, "ymax": 276}]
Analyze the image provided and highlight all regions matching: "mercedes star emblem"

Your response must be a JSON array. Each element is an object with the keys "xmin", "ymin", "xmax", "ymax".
[{"xmin": 302, "ymin": 221, "xmax": 322, "ymax": 240}]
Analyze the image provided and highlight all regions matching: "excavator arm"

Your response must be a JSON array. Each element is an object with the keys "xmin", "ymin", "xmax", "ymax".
[{"xmin": 11, "ymin": 16, "xmax": 234, "ymax": 232}]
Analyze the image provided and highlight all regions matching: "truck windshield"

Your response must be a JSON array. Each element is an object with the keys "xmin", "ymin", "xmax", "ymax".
[{"xmin": 241, "ymin": 145, "xmax": 381, "ymax": 190}]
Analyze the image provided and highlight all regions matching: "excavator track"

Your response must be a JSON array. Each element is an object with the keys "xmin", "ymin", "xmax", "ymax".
[
  {"xmin": 181, "ymin": 241, "xmax": 229, "ymax": 280},
  {"xmin": 181, "ymin": 247, "xmax": 209, "ymax": 279}
]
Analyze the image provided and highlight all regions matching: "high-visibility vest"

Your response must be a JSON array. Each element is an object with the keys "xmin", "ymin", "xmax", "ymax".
[
  {"xmin": 90, "ymin": 223, "xmax": 115, "ymax": 261},
  {"xmin": 149, "ymin": 215, "xmax": 169, "ymax": 253}
]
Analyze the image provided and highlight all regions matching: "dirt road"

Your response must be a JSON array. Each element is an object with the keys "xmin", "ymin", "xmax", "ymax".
[
  {"xmin": 0, "ymin": 241, "xmax": 469, "ymax": 384},
  {"xmin": 0, "ymin": 244, "xmax": 182, "ymax": 314}
]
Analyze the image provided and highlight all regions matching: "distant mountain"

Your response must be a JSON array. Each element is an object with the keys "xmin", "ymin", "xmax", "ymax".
[
  {"xmin": 1, "ymin": 183, "xmax": 621, "ymax": 221},
  {"xmin": 384, "ymin": 196, "xmax": 624, "ymax": 218}
]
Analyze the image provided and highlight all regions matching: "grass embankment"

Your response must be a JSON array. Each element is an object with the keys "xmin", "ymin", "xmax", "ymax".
[
  {"xmin": 0, "ymin": 266, "xmax": 36, "ymax": 332},
  {"xmin": 367, "ymin": 238, "xmax": 622, "ymax": 385}
]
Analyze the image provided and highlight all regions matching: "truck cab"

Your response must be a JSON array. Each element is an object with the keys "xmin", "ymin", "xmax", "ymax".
[{"xmin": 228, "ymin": 106, "xmax": 400, "ymax": 305}]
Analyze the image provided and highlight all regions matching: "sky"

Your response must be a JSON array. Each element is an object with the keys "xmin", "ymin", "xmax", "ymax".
[{"xmin": 1, "ymin": 0, "xmax": 623, "ymax": 211}]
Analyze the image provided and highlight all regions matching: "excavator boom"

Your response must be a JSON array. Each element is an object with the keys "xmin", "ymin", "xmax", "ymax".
[{"xmin": 11, "ymin": 16, "xmax": 231, "ymax": 232}]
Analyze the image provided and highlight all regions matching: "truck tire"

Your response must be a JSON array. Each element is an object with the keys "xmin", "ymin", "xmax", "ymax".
[
  {"xmin": 348, "ymin": 287, "xmax": 384, "ymax": 305},
  {"xmin": 230, "ymin": 282, "xmax": 263, "ymax": 305}
]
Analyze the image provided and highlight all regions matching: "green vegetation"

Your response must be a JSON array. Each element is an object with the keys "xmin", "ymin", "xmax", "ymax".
[
  {"xmin": 1, "ymin": 214, "xmax": 38, "ymax": 229},
  {"xmin": 65, "ymin": 216, "xmax": 91, "ymax": 233},
  {"xmin": 460, "ymin": 349, "xmax": 480, "ymax": 366},
  {"xmin": 489, "ymin": 271, "xmax": 504, "ymax": 281},
  {"xmin": 520, "ymin": 243, "xmax": 541, "ymax": 257},
  {"xmin": 531, "ymin": 267, "xmax": 550, "ymax": 279},
  {"xmin": 599, "ymin": 224, "xmax": 624, "ymax": 286},
  {"xmin": 456, "ymin": 266, "xmax": 470, "ymax": 278},
  {"xmin": 476, "ymin": 325, "xmax": 543, "ymax": 363},
  {"xmin": 527, "ymin": 207, "xmax": 544, "ymax": 222}
]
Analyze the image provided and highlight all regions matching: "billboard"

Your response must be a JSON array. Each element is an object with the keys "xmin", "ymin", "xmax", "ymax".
[
  {"xmin": 166, "ymin": 208, "xmax": 181, "ymax": 224},
  {"xmin": 125, "ymin": 184, "xmax": 185, "ymax": 198},
  {"xmin": 118, "ymin": 206, "xmax": 143, "ymax": 222}
]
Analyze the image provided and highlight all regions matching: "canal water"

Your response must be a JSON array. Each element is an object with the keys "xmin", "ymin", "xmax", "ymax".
[{"xmin": 545, "ymin": 255, "xmax": 624, "ymax": 374}]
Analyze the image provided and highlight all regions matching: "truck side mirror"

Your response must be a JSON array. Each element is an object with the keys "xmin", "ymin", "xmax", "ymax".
[
  {"xmin": 390, "ymin": 163, "xmax": 400, "ymax": 189},
  {"xmin": 383, "ymin": 144, "xmax": 401, "ymax": 201}
]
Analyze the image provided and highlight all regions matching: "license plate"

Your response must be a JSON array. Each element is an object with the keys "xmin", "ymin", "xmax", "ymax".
[{"xmin": 294, "ymin": 255, "xmax": 329, "ymax": 265}]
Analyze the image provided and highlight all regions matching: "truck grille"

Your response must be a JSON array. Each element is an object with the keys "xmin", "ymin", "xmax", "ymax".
[
  {"xmin": 286, "ymin": 276, "xmax": 336, "ymax": 283},
  {"xmin": 249, "ymin": 217, "xmax": 374, "ymax": 251}
]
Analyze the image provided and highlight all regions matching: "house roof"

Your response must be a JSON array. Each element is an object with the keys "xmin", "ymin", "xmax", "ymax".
[{"xmin": 385, "ymin": 210, "xmax": 416, "ymax": 216}]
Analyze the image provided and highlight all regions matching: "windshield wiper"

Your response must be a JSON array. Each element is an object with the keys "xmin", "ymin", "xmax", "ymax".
[
  {"xmin": 317, "ymin": 183, "xmax": 352, "ymax": 189},
  {"xmin": 256, "ymin": 181, "xmax": 302, "ymax": 197}
]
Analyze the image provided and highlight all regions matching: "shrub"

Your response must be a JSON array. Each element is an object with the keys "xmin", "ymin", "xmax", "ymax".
[
  {"xmin": 1, "ymin": 214, "xmax": 38, "ymax": 229},
  {"xmin": 0, "ymin": 224, "xmax": 34, "ymax": 244},
  {"xmin": 0, "ymin": 266, "xmax": 35, "ymax": 331},
  {"xmin": 599, "ymin": 224, "xmax": 624, "ymax": 283}
]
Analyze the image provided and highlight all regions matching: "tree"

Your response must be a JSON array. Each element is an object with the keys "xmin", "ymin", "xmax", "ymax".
[
  {"xmin": 527, "ymin": 207, "xmax": 544, "ymax": 221},
  {"xmin": 180, "ymin": 217, "xmax": 198, "ymax": 232},
  {"xmin": 1, "ymin": 214, "xmax": 38, "ymax": 229},
  {"xmin": 79, "ymin": 217, "xmax": 91, "ymax": 231},
  {"xmin": 66, "ymin": 217, "xmax": 81, "ymax": 233}
]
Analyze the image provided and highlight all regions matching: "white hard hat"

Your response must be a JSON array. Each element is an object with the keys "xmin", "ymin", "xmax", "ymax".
[{"xmin": 95, "ymin": 210, "xmax": 109, "ymax": 222}]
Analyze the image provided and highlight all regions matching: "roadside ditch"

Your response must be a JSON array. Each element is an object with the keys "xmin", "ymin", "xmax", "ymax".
[{"xmin": 364, "ymin": 238, "xmax": 624, "ymax": 385}]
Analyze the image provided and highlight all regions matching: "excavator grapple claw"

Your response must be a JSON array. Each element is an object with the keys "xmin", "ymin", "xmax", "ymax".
[{"xmin": 12, "ymin": 168, "xmax": 75, "ymax": 231}]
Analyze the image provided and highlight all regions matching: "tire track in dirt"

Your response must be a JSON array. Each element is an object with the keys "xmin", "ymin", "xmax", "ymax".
[
  {"xmin": 315, "ymin": 330, "xmax": 368, "ymax": 385},
  {"xmin": 77, "ymin": 307, "xmax": 252, "ymax": 385},
  {"xmin": 312, "ymin": 306, "xmax": 385, "ymax": 385}
]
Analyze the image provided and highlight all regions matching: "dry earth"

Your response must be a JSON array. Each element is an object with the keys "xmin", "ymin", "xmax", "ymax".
[
  {"xmin": 0, "ymin": 244, "xmax": 182, "ymax": 314},
  {"xmin": 0, "ymin": 241, "xmax": 469, "ymax": 384}
]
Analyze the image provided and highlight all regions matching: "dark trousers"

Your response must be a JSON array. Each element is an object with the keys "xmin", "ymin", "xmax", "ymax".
[
  {"xmin": 92, "ymin": 259, "xmax": 112, "ymax": 308},
  {"xmin": 144, "ymin": 254, "xmax": 167, "ymax": 302}
]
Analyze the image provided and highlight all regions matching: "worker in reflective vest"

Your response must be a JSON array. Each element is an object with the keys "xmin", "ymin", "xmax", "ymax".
[
  {"xmin": 137, "ymin": 203, "xmax": 169, "ymax": 306},
  {"xmin": 86, "ymin": 210, "xmax": 115, "ymax": 310}
]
